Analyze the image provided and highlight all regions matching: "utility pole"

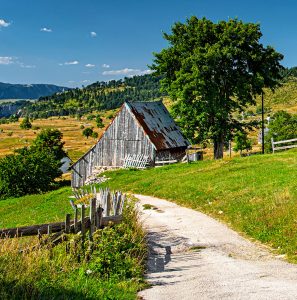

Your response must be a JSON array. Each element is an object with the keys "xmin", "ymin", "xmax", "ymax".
[{"xmin": 261, "ymin": 91, "xmax": 265, "ymax": 154}]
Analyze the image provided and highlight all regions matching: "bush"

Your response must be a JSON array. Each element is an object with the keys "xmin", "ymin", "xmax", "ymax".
[
  {"xmin": 82, "ymin": 127, "xmax": 93, "ymax": 139},
  {"xmin": 233, "ymin": 131, "xmax": 252, "ymax": 156},
  {"xmin": 20, "ymin": 117, "xmax": 32, "ymax": 130},
  {"xmin": 87, "ymin": 114, "xmax": 95, "ymax": 120},
  {"xmin": 0, "ymin": 148, "xmax": 62, "ymax": 199},
  {"xmin": 265, "ymin": 110, "xmax": 297, "ymax": 152},
  {"xmin": 96, "ymin": 116, "xmax": 104, "ymax": 128},
  {"xmin": 92, "ymin": 131, "xmax": 98, "ymax": 139}
]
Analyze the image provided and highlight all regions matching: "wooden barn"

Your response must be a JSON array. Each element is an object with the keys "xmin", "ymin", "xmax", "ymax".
[{"xmin": 71, "ymin": 101, "xmax": 190, "ymax": 187}]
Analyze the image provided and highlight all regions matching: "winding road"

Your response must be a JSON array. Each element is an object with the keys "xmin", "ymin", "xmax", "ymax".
[{"xmin": 136, "ymin": 194, "xmax": 297, "ymax": 300}]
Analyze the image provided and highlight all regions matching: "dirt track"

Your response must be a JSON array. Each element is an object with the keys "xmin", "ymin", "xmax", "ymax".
[{"xmin": 136, "ymin": 194, "xmax": 297, "ymax": 300}]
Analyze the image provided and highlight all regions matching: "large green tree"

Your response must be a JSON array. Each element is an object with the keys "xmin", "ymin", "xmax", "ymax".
[{"xmin": 151, "ymin": 17, "xmax": 284, "ymax": 159}]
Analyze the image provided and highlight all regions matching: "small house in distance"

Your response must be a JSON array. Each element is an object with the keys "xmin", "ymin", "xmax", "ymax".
[{"xmin": 71, "ymin": 101, "xmax": 190, "ymax": 187}]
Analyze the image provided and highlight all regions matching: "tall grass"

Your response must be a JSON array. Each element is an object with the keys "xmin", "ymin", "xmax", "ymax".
[{"xmin": 0, "ymin": 200, "xmax": 147, "ymax": 300}]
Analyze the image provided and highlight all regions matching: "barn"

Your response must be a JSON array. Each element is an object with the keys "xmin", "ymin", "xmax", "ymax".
[{"xmin": 71, "ymin": 101, "xmax": 190, "ymax": 187}]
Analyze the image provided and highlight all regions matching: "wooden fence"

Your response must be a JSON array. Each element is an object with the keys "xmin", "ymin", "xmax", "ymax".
[
  {"xmin": 123, "ymin": 154, "xmax": 151, "ymax": 169},
  {"xmin": 0, "ymin": 188, "xmax": 125, "ymax": 243},
  {"xmin": 271, "ymin": 137, "xmax": 297, "ymax": 153}
]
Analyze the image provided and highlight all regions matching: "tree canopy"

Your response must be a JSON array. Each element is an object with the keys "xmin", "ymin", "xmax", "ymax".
[
  {"xmin": 0, "ymin": 128, "xmax": 66, "ymax": 199},
  {"xmin": 31, "ymin": 128, "xmax": 66, "ymax": 161},
  {"xmin": 151, "ymin": 17, "xmax": 284, "ymax": 158}
]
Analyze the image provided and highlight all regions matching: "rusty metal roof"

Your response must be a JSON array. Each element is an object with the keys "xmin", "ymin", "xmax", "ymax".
[{"xmin": 126, "ymin": 101, "xmax": 190, "ymax": 150}]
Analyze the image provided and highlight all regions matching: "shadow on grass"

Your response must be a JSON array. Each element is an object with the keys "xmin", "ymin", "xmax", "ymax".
[{"xmin": 0, "ymin": 279, "xmax": 97, "ymax": 300}]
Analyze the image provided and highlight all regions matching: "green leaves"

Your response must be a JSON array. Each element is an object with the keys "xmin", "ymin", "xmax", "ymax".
[
  {"xmin": 152, "ymin": 16, "xmax": 284, "ymax": 158},
  {"xmin": 0, "ymin": 128, "xmax": 66, "ymax": 199},
  {"xmin": 0, "ymin": 149, "xmax": 62, "ymax": 199}
]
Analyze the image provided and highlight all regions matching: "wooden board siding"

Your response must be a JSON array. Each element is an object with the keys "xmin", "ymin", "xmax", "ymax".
[
  {"xmin": 72, "ymin": 104, "xmax": 156, "ymax": 187},
  {"xmin": 155, "ymin": 147, "xmax": 187, "ymax": 162}
]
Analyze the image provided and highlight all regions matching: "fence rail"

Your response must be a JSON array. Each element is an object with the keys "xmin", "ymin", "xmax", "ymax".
[
  {"xmin": 0, "ymin": 188, "xmax": 125, "ymax": 241},
  {"xmin": 271, "ymin": 137, "xmax": 297, "ymax": 153}
]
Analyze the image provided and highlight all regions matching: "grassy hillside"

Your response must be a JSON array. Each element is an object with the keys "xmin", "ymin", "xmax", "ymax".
[
  {"xmin": 101, "ymin": 150, "xmax": 297, "ymax": 261},
  {"xmin": 0, "ymin": 187, "xmax": 72, "ymax": 229},
  {"xmin": 256, "ymin": 79, "xmax": 297, "ymax": 113},
  {"xmin": 22, "ymin": 74, "xmax": 166, "ymax": 118}
]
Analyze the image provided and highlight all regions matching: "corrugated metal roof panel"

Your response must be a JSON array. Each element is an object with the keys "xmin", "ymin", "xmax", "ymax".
[{"xmin": 126, "ymin": 101, "xmax": 190, "ymax": 150}]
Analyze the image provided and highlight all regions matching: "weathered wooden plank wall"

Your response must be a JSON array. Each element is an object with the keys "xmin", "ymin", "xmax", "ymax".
[{"xmin": 72, "ymin": 104, "xmax": 156, "ymax": 187}]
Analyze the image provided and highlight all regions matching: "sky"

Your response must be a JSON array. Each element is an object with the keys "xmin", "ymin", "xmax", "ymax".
[{"xmin": 1, "ymin": 0, "xmax": 297, "ymax": 87}]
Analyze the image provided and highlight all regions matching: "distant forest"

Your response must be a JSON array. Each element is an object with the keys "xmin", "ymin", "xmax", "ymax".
[
  {"xmin": 22, "ymin": 74, "xmax": 167, "ymax": 118},
  {"xmin": 4, "ymin": 67, "xmax": 297, "ymax": 119}
]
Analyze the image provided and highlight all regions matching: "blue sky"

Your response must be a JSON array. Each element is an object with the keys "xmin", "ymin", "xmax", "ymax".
[{"xmin": 0, "ymin": 0, "xmax": 297, "ymax": 87}]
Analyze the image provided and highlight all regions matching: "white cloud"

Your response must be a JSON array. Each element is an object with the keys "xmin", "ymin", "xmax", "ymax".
[
  {"xmin": 90, "ymin": 31, "xmax": 97, "ymax": 37},
  {"xmin": 102, "ymin": 68, "xmax": 153, "ymax": 76},
  {"xmin": 0, "ymin": 56, "xmax": 36, "ymax": 68},
  {"xmin": 85, "ymin": 63, "xmax": 95, "ymax": 68},
  {"xmin": 102, "ymin": 63, "xmax": 110, "ymax": 68},
  {"xmin": 0, "ymin": 19, "xmax": 10, "ymax": 28},
  {"xmin": 40, "ymin": 27, "xmax": 52, "ymax": 32},
  {"xmin": 19, "ymin": 63, "xmax": 36, "ymax": 68},
  {"xmin": 81, "ymin": 80, "xmax": 90, "ymax": 83},
  {"xmin": 60, "ymin": 60, "xmax": 79, "ymax": 66},
  {"xmin": 0, "ymin": 56, "xmax": 14, "ymax": 65}
]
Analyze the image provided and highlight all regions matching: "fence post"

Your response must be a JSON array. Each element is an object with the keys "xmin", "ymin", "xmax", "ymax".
[
  {"xmin": 74, "ymin": 206, "xmax": 78, "ymax": 233},
  {"xmin": 106, "ymin": 191, "xmax": 111, "ymax": 217},
  {"xmin": 81, "ymin": 204, "xmax": 85, "ymax": 247},
  {"xmin": 65, "ymin": 214, "xmax": 71, "ymax": 234},
  {"xmin": 89, "ymin": 198, "xmax": 96, "ymax": 239},
  {"xmin": 271, "ymin": 138, "xmax": 274, "ymax": 154},
  {"xmin": 47, "ymin": 225, "xmax": 52, "ymax": 236}
]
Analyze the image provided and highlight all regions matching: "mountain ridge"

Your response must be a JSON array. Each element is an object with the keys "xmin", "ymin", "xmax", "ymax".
[{"xmin": 0, "ymin": 82, "xmax": 70, "ymax": 100}]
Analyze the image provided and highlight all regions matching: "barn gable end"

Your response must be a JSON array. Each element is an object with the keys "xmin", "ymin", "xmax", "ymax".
[{"xmin": 71, "ymin": 101, "xmax": 189, "ymax": 187}]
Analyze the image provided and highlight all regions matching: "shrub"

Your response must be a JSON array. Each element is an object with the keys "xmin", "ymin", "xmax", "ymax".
[
  {"xmin": 82, "ymin": 127, "xmax": 93, "ymax": 139},
  {"xmin": 96, "ymin": 116, "xmax": 104, "ymax": 128},
  {"xmin": 92, "ymin": 131, "xmax": 98, "ymax": 139},
  {"xmin": 20, "ymin": 117, "xmax": 32, "ymax": 130},
  {"xmin": 87, "ymin": 114, "xmax": 95, "ymax": 120},
  {"xmin": 0, "ymin": 148, "xmax": 62, "ymax": 199},
  {"xmin": 233, "ymin": 131, "xmax": 252, "ymax": 156},
  {"xmin": 265, "ymin": 110, "xmax": 297, "ymax": 152}
]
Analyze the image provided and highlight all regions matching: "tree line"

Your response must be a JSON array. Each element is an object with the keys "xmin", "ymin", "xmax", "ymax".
[{"xmin": 21, "ymin": 74, "xmax": 167, "ymax": 119}]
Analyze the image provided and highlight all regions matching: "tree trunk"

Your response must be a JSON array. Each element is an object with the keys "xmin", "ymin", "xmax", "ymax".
[{"xmin": 213, "ymin": 136, "xmax": 224, "ymax": 159}]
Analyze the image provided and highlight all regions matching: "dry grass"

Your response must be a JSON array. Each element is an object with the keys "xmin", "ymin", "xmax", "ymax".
[{"xmin": 0, "ymin": 111, "xmax": 117, "ymax": 161}]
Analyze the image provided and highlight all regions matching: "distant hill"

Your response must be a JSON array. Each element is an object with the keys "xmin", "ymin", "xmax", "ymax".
[
  {"xmin": 0, "ymin": 82, "xmax": 70, "ymax": 100},
  {"xmin": 22, "ymin": 74, "xmax": 167, "ymax": 118}
]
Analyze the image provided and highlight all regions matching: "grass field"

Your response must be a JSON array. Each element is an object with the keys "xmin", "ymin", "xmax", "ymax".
[
  {"xmin": 0, "ymin": 186, "xmax": 72, "ymax": 229},
  {"xmin": 0, "ymin": 111, "xmax": 117, "ymax": 161},
  {"xmin": 100, "ymin": 149, "xmax": 297, "ymax": 262}
]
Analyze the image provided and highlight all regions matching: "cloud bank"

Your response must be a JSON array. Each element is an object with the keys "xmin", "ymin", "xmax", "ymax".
[
  {"xmin": 102, "ymin": 68, "xmax": 153, "ymax": 76},
  {"xmin": 59, "ymin": 60, "xmax": 79, "ymax": 66},
  {"xmin": 40, "ymin": 27, "xmax": 52, "ymax": 32},
  {"xmin": 0, "ymin": 19, "xmax": 10, "ymax": 28}
]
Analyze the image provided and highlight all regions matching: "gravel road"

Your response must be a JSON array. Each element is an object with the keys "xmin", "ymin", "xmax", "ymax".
[{"xmin": 136, "ymin": 194, "xmax": 297, "ymax": 300}]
